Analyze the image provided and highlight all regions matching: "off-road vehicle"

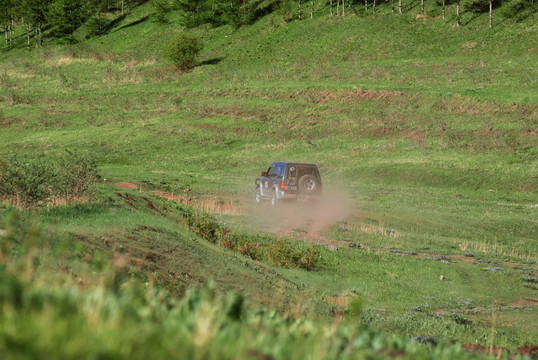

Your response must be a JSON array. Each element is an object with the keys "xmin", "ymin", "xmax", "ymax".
[{"xmin": 255, "ymin": 162, "xmax": 322, "ymax": 206}]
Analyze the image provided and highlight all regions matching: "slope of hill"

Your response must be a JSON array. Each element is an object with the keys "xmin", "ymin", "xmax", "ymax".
[{"xmin": 0, "ymin": 1, "xmax": 537, "ymax": 357}]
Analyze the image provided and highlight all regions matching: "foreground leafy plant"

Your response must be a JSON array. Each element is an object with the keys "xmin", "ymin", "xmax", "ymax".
[{"xmin": 0, "ymin": 213, "xmax": 491, "ymax": 360}]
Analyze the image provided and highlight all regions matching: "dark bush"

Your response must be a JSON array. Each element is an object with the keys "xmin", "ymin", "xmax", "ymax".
[
  {"xmin": 152, "ymin": 0, "xmax": 173, "ymax": 23},
  {"xmin": 47, "ymin": 0, "xmax": 92, "ymax": 42},
  {"xmin": 501, "ymin": 0, "xmax": 537, "ymax": 21},
  {"xmin": 86, "ymin": 17, "xmax": 112, "ymax": 37},
  {"xmin": 176, "ymin": 0, "xmax": 260, "ymax": 28},
  {"xmin": 463, "ymin": 0, "xmax": 500, "ymax": 13}
]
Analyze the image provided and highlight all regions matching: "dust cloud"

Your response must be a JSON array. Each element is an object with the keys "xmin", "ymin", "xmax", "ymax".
[{"xmin": 251, "ymin": 189, "xmax": 358, "ymax": 244}]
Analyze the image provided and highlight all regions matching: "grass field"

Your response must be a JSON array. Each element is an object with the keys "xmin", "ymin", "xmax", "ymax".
[{"xmin": 1, "ymin": 0, "xmax": 537, "ymax": 357}]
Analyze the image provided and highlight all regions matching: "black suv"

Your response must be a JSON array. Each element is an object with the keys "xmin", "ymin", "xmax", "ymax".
[{"xmin": 255, "ymin": 162, "xmax": 322, "ymax": 206}]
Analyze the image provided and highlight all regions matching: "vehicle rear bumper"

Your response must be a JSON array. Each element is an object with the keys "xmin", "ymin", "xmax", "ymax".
[{"xmin": 277, "ymin": 190, "xmax": 322, "ymax": 201}]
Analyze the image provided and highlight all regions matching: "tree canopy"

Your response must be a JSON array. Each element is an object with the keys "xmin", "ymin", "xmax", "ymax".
[{"xmin": 1, "ymin": 0, "xmax": 535, "ymax": 48}]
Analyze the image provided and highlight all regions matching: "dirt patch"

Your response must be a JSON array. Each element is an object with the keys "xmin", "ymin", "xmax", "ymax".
[
  {"xmin": 197, "ymin": 196, "xmax": 247, "ymax": 216},
  {"xmin": 113, "ymin": 182, "xmax": 139, "ymax": 190},
  {"xmin": 511, "ymin": 298, "xmax": 538, "ymax": 307},
  {"xmin": 311, "ymin": 89, "xmax": 404, "ymax": 104},
  {"xmin": 448, "ymin": 97, "xmax": 537, "ymax": 118},
  {"xmin": 463, "ymin": 344, "xmax": 505, "ymax": 357},
  {"xmin": 113, "ymin": 184, "xmax": 227, "ymax": 216},
  {"xmin": 326, "ymin": 294, "xmax": 352, "ymax": 307},
  {"xmin": 447, "ymin": 254, "xmax": 476, "ymax": 264},
  {"xmin": 464, "ymin": 343, "xmax": 538, "ymax": 358},
  {"xmin": 149, "ymin": 190, "xmax": 248, "ymax": 216},
  {"xmin": 513, "ymin": 345, "xmax": 538, "ymax": 358},
  {"xmin": 148, "ymin": 190, "xmax": 186, "ymax": 203},
  {"xmin": 54, "ymin": 56, "xmax": 73, "ymax": 65}
]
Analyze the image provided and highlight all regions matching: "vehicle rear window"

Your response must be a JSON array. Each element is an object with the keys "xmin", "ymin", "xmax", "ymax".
[{"xmin": 297, "ymin": 166, "xmax": 317, "ymax": 178}]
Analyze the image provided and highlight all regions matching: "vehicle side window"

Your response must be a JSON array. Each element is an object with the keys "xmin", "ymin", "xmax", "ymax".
[
  {"xmin": 266, "ymin": 166, "xmax": 274, "ymax": 177},
  {"xmin": 287, "ymin": 166, "xmax": 297, "ymax": 178},
  {"xmin": 274, "ymin": 165, "xmax": 284, "ymax": 177}
]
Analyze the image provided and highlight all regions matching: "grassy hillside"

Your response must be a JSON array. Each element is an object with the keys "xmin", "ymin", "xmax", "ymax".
[{"xmin": 1, "ymin": 0, "xmax": 537, "ymax": 357}]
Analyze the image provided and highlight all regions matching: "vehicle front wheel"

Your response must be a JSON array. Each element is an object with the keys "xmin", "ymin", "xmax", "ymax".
[
  {"xmin": 255, "ymin": 187, "xmax": 262, "ymax": 204},
  {"xmin": 271, "ymin": 190, "xmax": 279, "ymax": 207}
]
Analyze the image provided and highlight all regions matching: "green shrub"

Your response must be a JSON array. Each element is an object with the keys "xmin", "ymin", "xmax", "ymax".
[
  {"xmin": 0, "ymin": 155, "xmax": 55, "ymax": 208},
  {"xmin": 0, "ymin": 152, "xmax": 99, "ymax": 208},
  {"xmin": 183, "ymin": 208, "xmax": 318, "ymax": 269},
  {"xmin": 266, "ymin": 239, "xmax": 320, "ymax": 270},
  {"xmin": 236, "ymin": 238, "xmax": 260, "ymax": 260},
  {"xmin": 56, "ymin": 151, "xmax": 100, "ymax": 201},
  {"xmin": 219, "ymin": 230, "xmax": 261, "ymax": 260},
  {"xmin": 186, "ymin": 209, "xmax": 220, "ymax": 243},
  {"xmin": 162, "ymin": 32, "xmax": 203, "ymax": 71}
]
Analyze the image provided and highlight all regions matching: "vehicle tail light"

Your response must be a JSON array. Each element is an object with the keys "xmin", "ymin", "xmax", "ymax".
[{"xmin": 280, "ymin": 183, "xmax": 286, "ymax": 191}]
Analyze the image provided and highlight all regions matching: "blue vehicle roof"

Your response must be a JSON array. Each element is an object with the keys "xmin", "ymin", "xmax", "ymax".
[{"xmin": 270, "ymin": 162, "xmax": 317, "ymax": 166}]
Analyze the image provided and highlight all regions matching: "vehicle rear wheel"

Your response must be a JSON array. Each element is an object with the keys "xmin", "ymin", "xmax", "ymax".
[{"xmin": 298, "ymin": 174, "xmax": 319, "ymax": 194}]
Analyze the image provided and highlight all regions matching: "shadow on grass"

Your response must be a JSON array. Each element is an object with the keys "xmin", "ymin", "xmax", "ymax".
[
  {"xmin": 1, "ymin": 22, "xmax": 51, "ymax": 50},
  {"xmin": 402, "ymin": 0, "xmax": 420, "ymax": 13},
  {"xmin": 199, "ymin": 57, "xmax": 225, "ymax": 66},
  {"xmin": 107, "ymin": 14, "xmax": 128, "ymax": 30},
  {"xmin": 462, "ymin": 13, "xmax": 481, "ymax": 26},
  {"xmin": 86, "ymin": 14, "xmax": 129, "ymax": 39},
  {"xmin": 116, "ymin": 15, "xmax": 150, "ymax": 31}
]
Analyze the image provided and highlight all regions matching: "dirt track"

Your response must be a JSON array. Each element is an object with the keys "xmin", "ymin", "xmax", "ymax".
[{"xmin": 113, "ymin": 182, "xmax": 357, "ymax": 246}]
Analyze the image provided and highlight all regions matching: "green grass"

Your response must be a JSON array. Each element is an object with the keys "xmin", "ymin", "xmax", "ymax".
[{"xmin": 0, "ymin": 0, "xmax": 537, "ymax": 356}]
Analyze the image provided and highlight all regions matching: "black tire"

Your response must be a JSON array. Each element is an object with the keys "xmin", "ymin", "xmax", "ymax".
[
  {"xmin": 298, "ymin": 174, "xmax": 319, "ymax": 195},
  {"xmin": 255, "ymin": 187, "xmax": 262, "ymax": 204}
]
